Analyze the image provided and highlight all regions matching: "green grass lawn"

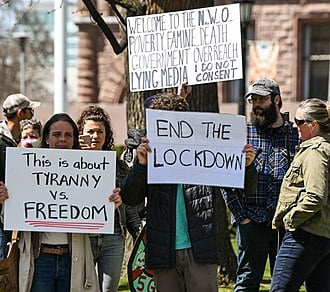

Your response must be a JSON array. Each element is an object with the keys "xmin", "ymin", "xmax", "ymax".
[{"xmin": 117, "ymin": 278, "xmax": 130, "ymax": 291}]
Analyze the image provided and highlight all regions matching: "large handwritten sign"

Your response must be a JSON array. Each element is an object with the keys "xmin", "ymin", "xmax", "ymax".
[
  {"xmin": 127, "ymin": 4, "xmax": 242, "ymax": 91},
  {"xmin": 4, "ymin": 148, "xmax": 116, "ymax": 234},
  {"xmin": 146, "ymin": 109, "xmax": 246, "ymax": 188}
]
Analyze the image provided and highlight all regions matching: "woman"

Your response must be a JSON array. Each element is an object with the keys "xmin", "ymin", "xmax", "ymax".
[
  {"xmin": 77, "ymin": 105, "xmax": 141, "ymax": 292},
  {"xmin": 271, "ymin": 98, "xmax": 330, "ymax": 291},
  {"xmin": 19, "ymin": 118, "xmax": 42, "ymax": 148},
  {"xmin": 0, "ymin": 113, "xmax": 122, "ymax": 292}
]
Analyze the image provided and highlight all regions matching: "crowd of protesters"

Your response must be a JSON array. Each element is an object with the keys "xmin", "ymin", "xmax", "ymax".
[{"xmin": 0, "ymin": 78, "xmax": 329, "ymax": 292}]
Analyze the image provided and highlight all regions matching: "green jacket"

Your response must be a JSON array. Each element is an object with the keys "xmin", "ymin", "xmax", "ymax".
[{"xmin": 272, "ymin": 134, "xmax": 330, "ymax": 239}]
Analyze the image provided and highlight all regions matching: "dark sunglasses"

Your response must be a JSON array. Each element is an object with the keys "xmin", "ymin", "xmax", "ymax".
[
  {"xmin": 294, "ymin": 118, "xmax": 306, "ymax": 126},
  {"xmin": 23, "ymin": 107, "xmax": 34, "ymax": 115}
]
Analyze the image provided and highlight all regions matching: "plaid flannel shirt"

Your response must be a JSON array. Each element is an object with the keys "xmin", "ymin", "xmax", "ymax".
[{"xmin": 223, "ymin": 121, "xmax": 299, "ymax": 224}]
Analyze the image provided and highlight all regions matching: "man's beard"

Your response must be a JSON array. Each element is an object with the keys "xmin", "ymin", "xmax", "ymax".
[{"xmin": 251, "ymin": 101, "xmax": 277, "ymax": 129}]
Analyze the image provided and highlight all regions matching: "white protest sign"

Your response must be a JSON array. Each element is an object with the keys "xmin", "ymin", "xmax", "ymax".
[
  {"xmin": 4, "ymin": 148, "xmax": 116, "ymax": 234},
  {"xmin": 146, "ymin": 109, "xmax": 246, "ymax": 188},
  {"xmin": 127, "ymin": 4, "xmax": 242, "ymax": 92}
]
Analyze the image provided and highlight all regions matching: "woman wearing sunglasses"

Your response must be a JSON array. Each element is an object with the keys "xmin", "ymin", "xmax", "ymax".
[{"xmin": 271, "ymin": 98, "xmax": 330, "ymax": 291}]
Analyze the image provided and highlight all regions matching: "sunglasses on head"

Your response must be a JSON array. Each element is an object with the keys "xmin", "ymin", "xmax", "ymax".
[{"xmin": 294, "ymin": 118, "xmax": 307, "ymax": 126}]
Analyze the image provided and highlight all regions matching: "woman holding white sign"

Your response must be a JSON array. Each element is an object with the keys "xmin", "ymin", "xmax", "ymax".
[
  {"xmin": 77, "ymin": 105, "xmax": 142, "ymax": 292},
  {"xmin": 0, "ymin": 113, "xmax": 122, "ymax": 292}
]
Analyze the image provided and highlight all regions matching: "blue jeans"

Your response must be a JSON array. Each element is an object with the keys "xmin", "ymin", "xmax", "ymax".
[
  {"xmin": 90, "ymin": 232, "xmax": 125, "ymax": 292},
  {"xmin": 0, "ymin": 228, "xmax": 9, "ymax": 260},
  {"xmin": 30, "ymin": 252, "xmax": 71, "ymax": 292},
  {"xmin": 270, "ymin": 229, "xmax": 330, "ymax": 292},
  {"xmin": 235, "ymin": 220, "xmax": 279, "ymax": 292}
]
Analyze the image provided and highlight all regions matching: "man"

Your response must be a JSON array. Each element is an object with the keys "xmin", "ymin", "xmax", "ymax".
[
  {"xmin": 222, "ymin": 78, "xmax": 300, "ymax": 291},
  {"xmin": 119, "ymin": 92, "xmax": 257, "ymax": 292},
  {"xmin": 0, "ymin": 93, "xmax": 40, "ymax": 259}
]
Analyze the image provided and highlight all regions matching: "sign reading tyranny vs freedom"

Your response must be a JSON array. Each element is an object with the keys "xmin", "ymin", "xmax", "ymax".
[
  {"xmin": 4, "ymin": 148, "xmax": 116, "ymax": 234},
  {"xmin": 146, "ymin": 110, "xmax": 246, "ymax": 188},
  {"xmin": 127, "ymin": 4, "xmax": 242, "ymax": 92}
]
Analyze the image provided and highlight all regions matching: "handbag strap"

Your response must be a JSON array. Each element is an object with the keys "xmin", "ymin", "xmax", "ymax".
[
  {"xmin": 11, "ymin": 230, "xmax": 18, "ymax": 242},
  {"xmin": 6, "ymin": 230, "xmax": 19, "ymax": 259}
]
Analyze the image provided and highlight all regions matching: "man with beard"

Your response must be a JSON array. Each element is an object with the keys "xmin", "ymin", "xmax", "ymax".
[{"xmin": 222, "ymin": 78, "xmax": 299, "ymax": 291}]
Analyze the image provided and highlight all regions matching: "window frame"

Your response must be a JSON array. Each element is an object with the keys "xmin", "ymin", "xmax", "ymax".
[{"xmin": 297, "ymin": 18, "xmax": 330, "ymax": 100}]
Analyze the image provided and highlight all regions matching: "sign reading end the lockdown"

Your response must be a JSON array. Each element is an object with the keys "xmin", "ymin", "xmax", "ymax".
[
  {"xmin": 4, "ymin": 148, "xmax": 116, "ymax": 234},
  {"xmin": 127, "ymin": 4, "xmax": 242, "ymax": 92},
  {"xmin": 146, "ymin": 109, "xmax": 246, "ymax": 188}
]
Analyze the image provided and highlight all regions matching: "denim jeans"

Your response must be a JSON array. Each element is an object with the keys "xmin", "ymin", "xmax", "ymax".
[
  {"xmin": 235, "ymin": 220, "xmax": 279, "ymax": 292},
  {"xmin": 0, "ymin": 228, "xmax": 9, "ymax": 260},
  {"xmin": 270, "ymin": 229, "xmax": 330, "ymax": 292},
  {"xmin": 30, "ymin": 252, "xmax": 71, "ymax": 292},
  {"xmin": 90, "ymin": 232, "xmax": 125, "ymax": 292}
]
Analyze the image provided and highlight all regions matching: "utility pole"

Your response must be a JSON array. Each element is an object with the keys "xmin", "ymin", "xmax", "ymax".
[{"xmin": 13, "ymin": 32, "xmax": 29, "ymax": 94}]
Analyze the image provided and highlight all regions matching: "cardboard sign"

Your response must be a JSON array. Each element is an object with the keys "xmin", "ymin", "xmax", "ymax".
[
  {"xmin": 146, "ymin": 109, "xmax": 246, "ymax": 188},
  {"xmin": 127, "ymin": 4, "xmax": 242, "ymax": 91},
  {"xmin": 4, "ymin": 148, "xmax": 116, "ymax": 234},
  {"xmin": 128, "ymin": 225, "xmax": 155, "ymax": 292}
]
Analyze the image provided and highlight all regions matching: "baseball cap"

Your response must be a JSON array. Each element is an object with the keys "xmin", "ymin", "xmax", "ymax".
[
  {"xmin": 245, "ymin": 78, "xmax": 281, "ymax": 98},
  {"xmin": 3, "ymin": 93, "xmax": 41, "ymax": 115}
]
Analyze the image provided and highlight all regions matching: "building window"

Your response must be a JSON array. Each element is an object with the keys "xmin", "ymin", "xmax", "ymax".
[{"xmin": 302, "ymin": 23, "xmax": 330, "ymax": 100}]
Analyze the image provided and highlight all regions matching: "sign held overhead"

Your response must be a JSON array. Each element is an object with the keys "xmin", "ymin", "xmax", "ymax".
[{"xmin": 127, "ymin": 4, "xmax": 242, "ymax": 91}]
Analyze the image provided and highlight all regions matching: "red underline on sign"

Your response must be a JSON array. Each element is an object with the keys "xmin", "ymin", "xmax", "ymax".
[{"xmin": 25, "ymin": 220, "xmax": 105, "ymax": 230}]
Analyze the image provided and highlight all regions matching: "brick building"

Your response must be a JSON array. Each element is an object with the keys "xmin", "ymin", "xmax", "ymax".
[
  {"xmin": 74, "ymin": 0, "xmax": 330, "ymax": 142},
  {"xmin": 217, "ymin": 0, "xmax": 330, "ymax": 117}
]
